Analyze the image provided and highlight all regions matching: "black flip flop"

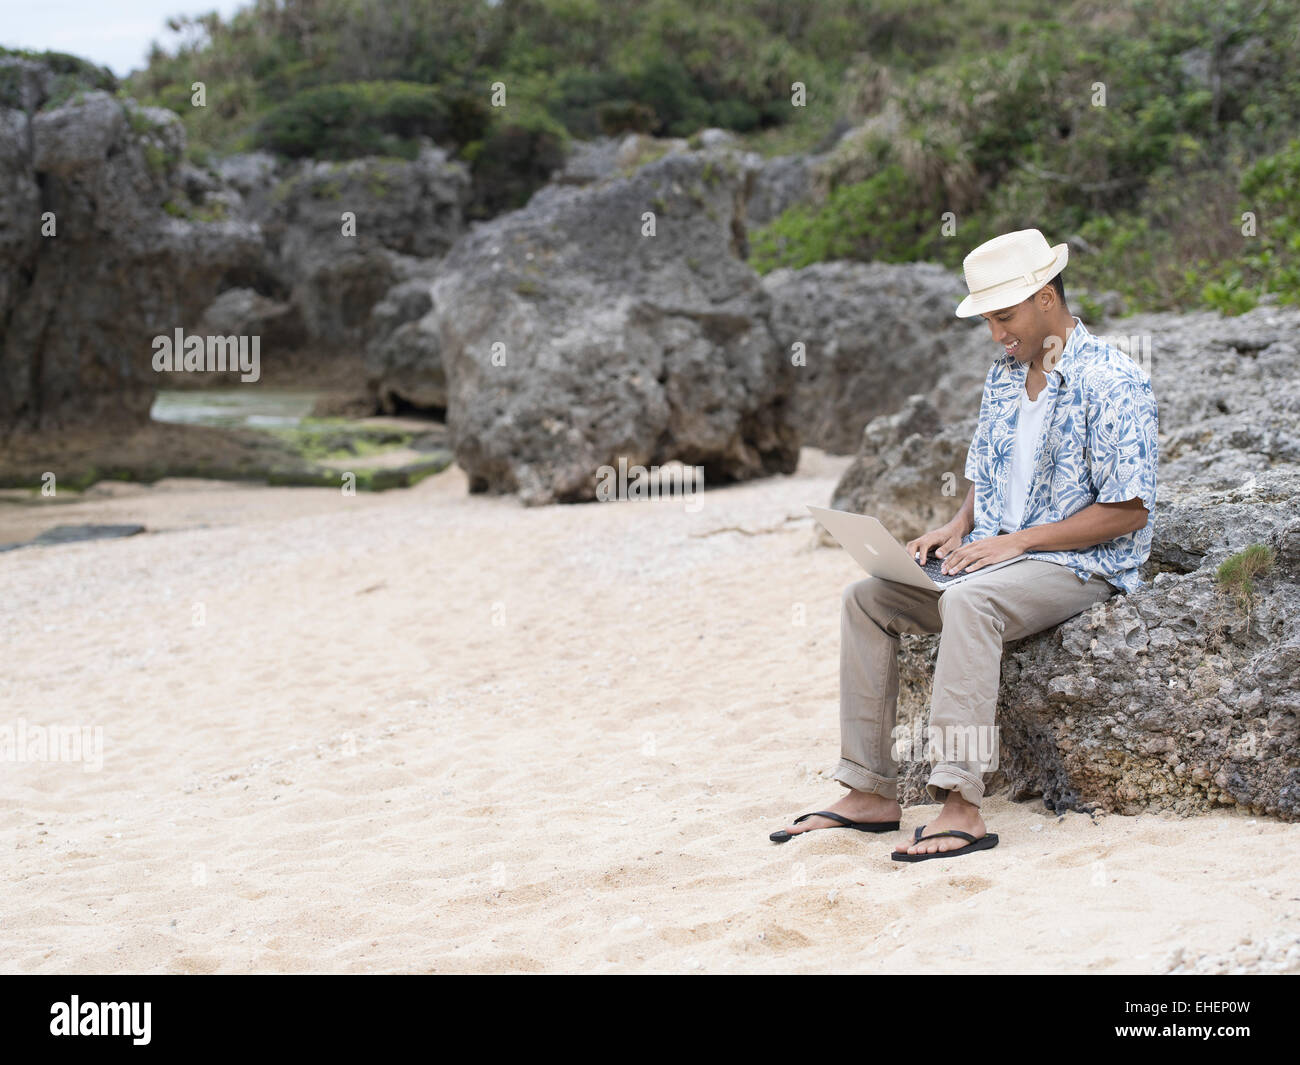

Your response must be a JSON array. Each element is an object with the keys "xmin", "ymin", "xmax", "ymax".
[
  {"xmin": 891, "ymin": 823, "xmax": 999, "ymax": 861},
  {"xmin": 770, "ymin": 810, "xmax": 901, "ymax": 843}
]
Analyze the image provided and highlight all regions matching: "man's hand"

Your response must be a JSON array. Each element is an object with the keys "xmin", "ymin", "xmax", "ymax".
[
  {"xmin": 938, "ymin": 532, "xmax": 1026, "ymax": 575},
  {"xmin": 906, "ymin": 524, "xmax": 964, "ymax": 565}
]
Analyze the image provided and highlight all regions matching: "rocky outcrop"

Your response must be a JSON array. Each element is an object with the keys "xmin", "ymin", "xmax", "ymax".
[
  {"xmin": 365, "ymin": 278, "xmax": 445, "ymax": 414},
  {"xmin": 211, "ymin": 146, "xmax": 470, "ymax": 357},
  {"xmin": 830, "ymin": 303, "xmax": 1300, "ymax": 820},
  {"xmin": 195, "ymin": 287, "xmax": 305, "ymax": 355},
  {"xmin": 0, "ymin": 72, "xmax": 260, "ymax": 433},
  {"xmin": 828, "ymin": 395, "xmax": 976, "ymax": 544},
  {"xmin": 418, "ymin": 146, "xmax": 800, "ymax": 504},
  {"xmin": 762, "ymin": 261, "xmax": 988, "ymax": 454}
]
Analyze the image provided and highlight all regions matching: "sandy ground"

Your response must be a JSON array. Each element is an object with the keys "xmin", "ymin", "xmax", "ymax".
[{"xmin": 2, "ymin": 448, "xmax": 1298, "ymax": 974}]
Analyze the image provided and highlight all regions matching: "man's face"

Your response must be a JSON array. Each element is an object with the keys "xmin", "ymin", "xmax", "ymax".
[{"xmin": 981, "ymin": 290, "xmax": 1049, "ymax": 364}]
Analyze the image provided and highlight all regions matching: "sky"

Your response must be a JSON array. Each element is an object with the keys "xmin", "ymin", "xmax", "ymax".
[{"xmin": 2, "ymin": 0, "xmax": 251, "ymax": 77}]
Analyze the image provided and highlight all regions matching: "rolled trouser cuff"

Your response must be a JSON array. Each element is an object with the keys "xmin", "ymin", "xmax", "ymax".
[
  {"xmin": 925, "ymin": 764, "xmax": 985, "ymax": 807},
  {"xmin": 832, "ymin": 758, "xmax": 898, "ymax": 800}
]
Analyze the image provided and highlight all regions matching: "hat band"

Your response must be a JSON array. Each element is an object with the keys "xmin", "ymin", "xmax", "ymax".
[{"xmin": 966, "ymin": 256, "xmax": 1058, "ymax": 301}]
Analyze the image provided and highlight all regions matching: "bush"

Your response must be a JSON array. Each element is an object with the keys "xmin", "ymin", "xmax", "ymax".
[
  {"xmin": 253, "ymin": 81, "xmax": 489, "ymax": 160},
  {"xmin": 1238, "ymin": 139, "xmax": 1300, "ymax": 307},
  {"xmin": 749, "ymin": 163, "xmax": 939, "ymax": 273},
  {"xmin": 465, "ymin": 104, "xmax": 570, "ymax": 220}
]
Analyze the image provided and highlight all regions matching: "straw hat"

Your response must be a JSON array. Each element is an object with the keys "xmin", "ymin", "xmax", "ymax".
[{"xmin": 954, "ymin": 228, "xmax": 1069, "ymax": 317}]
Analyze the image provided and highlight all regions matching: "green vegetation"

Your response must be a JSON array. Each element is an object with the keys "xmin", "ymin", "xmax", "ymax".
[
  {"xmin": 252, "ymin": 81, "xmax": 489, "ymax": 160},
  {"xmin": 1215, "ymin": 544, "xmax": 1276, "ymax": 614},
  {"xmin": 118, "ymin": 0, "xmax": 1300, "ymax": 307},
  {"xmin": 748, "ymin": 0, "xmax": 1300, "ymax": 313}
]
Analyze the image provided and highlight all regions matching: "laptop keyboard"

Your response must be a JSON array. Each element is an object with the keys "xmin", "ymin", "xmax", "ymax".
[{"xmin": 917, "ymin": 555, "xmax": 965, "ymax": 584}]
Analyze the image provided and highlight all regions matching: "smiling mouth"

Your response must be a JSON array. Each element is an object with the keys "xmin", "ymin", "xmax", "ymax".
[{"xmin": 1003, "ymin": 340, "xmax": 1021, "ymax": 355}]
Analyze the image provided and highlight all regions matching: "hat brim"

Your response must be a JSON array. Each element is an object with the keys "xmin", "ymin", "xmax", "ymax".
[{"xmin": 954, "ymin": 243, "xmax": 1069, "ymax": 317}]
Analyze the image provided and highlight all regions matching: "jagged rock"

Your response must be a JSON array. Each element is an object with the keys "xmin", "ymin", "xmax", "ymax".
[
  {"xmin": 195, "ymin": 287, "xmax": 306, "ymax": 354},
  {"xmin": 828, "ymin": 395, "xmax": 976, "ymax": 544},
  {"xmin": 762, "ymin": 260, "xmax": 987, "ymax": 454},
  {"xmin": 427, "ymin": 145, "xmax": 798, "ymax": 504},
  {"xmin": 270, "ymin": 146, "xmax": 470, "ymax": 259},
  {"xmin": 249, "ymin": 146, "xmax": 471, "ymax": 354},
  {"xmin": 0, "ymin": 82, "xmax": 261, "ymax": 433},
  {"xmin": 744, "ymin": 153, "xmax": 817, "ymax": 227},
  {"xmin": 551, "ymin": 135, "xmax": 628, "ymax": 186},
  {"xmin": 365, "ymin": 278, "xmax": 446, "ymax": 414}
]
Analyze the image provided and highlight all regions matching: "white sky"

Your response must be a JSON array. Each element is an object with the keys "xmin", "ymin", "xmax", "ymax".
[{"xmin": 2, "ymin": 0, "xmax": 250, "ymax": 77}]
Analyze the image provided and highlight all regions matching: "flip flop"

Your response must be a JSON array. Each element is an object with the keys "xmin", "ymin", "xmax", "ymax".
[
  {"xmin": 770, "ymin": 810, "xmax": 901, "ymax": 843},
  {"xmin": 891, "ymin": 824, "xmax": 999, "ymax": 861}
]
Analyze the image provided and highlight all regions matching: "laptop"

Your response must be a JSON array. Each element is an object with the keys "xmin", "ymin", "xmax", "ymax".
[{"xmin": 806, "ymin": 504, "xmax": 1027, "ymax": 591}]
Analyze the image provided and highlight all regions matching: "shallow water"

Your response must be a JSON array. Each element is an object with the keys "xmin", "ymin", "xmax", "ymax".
[{"xmin": 150, "ymin": 388, "xmax": 321, "ymax": 429}]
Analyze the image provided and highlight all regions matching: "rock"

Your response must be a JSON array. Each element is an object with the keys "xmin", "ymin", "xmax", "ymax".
[
  {"xmin": 828, "ymin": 396, "xmax": 976, "ymax": 544},
  {"xmin": 550, "ymin": 136, "xmax": 629, "ymax": 186},
  {"xmin": 31, "ymin": 91, "xmax": 125, "ymax": 174},
  {"xmin": 0, "ymin": 523, "xmax": 146, "ymax": 552},
  {"xmin": 762, "ymin": 260, "xmax": 986, "ymax": 454},
  {"xmin": 694, "ymin": 128, "xmax": 737, "ymax": 149},
  {"xmin": 365, "ymin": 278, "xmax": 446, "ymax": 414},
  {"xmin": 208, "ymin": 144, "xmax": 471, "ymax": 360},
  {"xmin": 429, "ymin": 145, "xmax": 799, "ymax": 504},
  {"xmin": 195, "ymin": 287, "xmax": 306, "ymax": 355},
  {"xmin": 0, "ymin": 80, "xmax": 261, "ymax": 433},
  {"xmin": 744, "ymin": 154, "xmax": 812, "ymax": 227},
  {"xmin": 270, "ymin": 145, "xmax": 471, "ymax": 260}
]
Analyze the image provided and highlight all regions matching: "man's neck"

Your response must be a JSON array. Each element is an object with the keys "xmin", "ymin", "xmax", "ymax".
[{"xmin": 1029, "ymin": 312, "xmax": 1077, "ymax": 374}]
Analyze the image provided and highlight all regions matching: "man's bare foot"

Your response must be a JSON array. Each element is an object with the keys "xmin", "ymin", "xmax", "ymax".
[
  {"xmin": 779, "ymin": 788, "xmax": 901, "ymax": 837},
  {"xmin": 894, "ymin": 793, "xmax": 986, "ymax": 855}
]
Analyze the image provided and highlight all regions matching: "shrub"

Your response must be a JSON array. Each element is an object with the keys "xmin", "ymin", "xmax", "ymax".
[
  {"xmin": 748, "ymin": 163, "xmax": 937, "ymax": 273},
  {"xmin": 253, "ymin": 81, "xmax": 489, "ymax": 160}
]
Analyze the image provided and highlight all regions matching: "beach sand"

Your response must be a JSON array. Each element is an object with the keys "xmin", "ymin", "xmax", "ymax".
[{"xmin": 2, "ymin": 448, "xmax": 1298, "ymax": 974}]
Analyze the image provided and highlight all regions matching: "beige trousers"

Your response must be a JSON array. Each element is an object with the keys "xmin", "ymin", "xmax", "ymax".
[{"xmin": 835, "ymin": 559, "xmax": 1115, "ymax": 807}]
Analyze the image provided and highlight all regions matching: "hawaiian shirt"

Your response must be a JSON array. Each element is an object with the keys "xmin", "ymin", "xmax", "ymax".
[{"xmin": 963, "ymin": 316, "xmax": 1159, "ymax": 594}]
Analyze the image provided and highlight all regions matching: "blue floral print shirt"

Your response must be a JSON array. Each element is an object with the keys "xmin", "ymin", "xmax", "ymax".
[{"xmin": 963, "ymin": 316, "xmax": 1159, "ymax": 594}]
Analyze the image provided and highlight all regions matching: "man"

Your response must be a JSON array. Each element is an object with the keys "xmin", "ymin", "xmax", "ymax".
[{"xmin": 772, "ymin": 228, "xmax": 1159, "ymax": 860}]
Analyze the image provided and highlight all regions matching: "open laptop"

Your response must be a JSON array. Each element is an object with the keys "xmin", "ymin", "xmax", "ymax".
[{"xmin": 806, "ymin": 504, "xmax": 1027, "ymax": 591}]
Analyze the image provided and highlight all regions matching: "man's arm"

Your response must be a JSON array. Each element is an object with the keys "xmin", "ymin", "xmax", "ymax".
[
  {"xmin": 940, "ymin": 498, "xmax": 1148, "ymax": 574},
  {"xmin": 1014, "ymin": 497, "xmax": 1148, "ymax": 552}
]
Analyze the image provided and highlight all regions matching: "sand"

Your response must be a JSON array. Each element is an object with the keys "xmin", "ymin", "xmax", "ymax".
[{"xmin": 2, "ymin": 448, "xmax": 1298, "ymax": 974}]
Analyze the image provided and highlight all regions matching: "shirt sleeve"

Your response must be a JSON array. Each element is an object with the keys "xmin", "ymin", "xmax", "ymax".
[
  {"xmin": 963, "ymin": 364, "xmax": 997, "ymax": 483},
  {"xmin": 1087, "ymin": 373, "xmax": 1158, "ymax": 512}
]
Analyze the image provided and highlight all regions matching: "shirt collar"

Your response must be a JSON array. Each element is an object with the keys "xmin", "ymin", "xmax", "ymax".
[{"xmin": 999, "ymin": 315, "xmax": 1087, "ymax": 383}]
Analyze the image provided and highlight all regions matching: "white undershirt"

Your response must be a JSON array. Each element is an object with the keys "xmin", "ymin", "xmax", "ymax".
[{"xmin": 1000, "ymin": 381, "xmax": 1052, "ymax": 533}]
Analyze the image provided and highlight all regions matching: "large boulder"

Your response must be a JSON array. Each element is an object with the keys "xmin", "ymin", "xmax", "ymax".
[
  {"xmin": 762, "ymin": 260, "xmax": 988, "ymax": 454},
  {"xmin": 422, "ymin": 145, "xmax": 800, "ymax": 503},
  {"xmin": 0, "ymin": 77, "xmax": 260, "ymax": 433},
  {"xmin": 253, "ymin": 146, "xmax": 471, "ymax": 355}
]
